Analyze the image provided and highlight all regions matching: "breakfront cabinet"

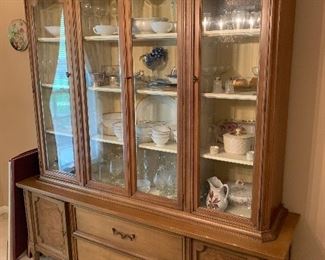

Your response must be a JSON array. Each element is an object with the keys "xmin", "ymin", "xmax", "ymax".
[{"xmin": 18, "ymin": 0, "xmax": 298, "ymax": 259}]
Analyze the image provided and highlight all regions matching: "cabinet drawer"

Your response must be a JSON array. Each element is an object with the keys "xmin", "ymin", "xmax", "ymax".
[
  {"xmin": 192, "ymin": 240, "xmax": 262, "ymax": 260},
  {"xmin": 76, "ymin": 238, "xmax": 140, "ymax": 260},
  {"xmin": 73, "ymin": 206, "xmax": 184, "ymax": 260}
]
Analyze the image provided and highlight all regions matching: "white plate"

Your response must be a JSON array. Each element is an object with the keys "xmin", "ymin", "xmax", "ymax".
[{"xmin": 136, "ymin": 96, "xmax": 177, "ymax": 124}]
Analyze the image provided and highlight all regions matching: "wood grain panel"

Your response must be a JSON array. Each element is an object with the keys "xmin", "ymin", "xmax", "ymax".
[
  {"xmin": 76, "ymin": 238, "xmax": 140, "ymax": 260},
  {"xmin": 74, "ymin": 206, "xmax": 183, "ymax": 260},
  {"xmin": 32, "ymin": 193, "xmax": 69, "ymax": 259},
  {"xmin": 192, "ymin": 240, "xmax": 262, "ymax": 260}
]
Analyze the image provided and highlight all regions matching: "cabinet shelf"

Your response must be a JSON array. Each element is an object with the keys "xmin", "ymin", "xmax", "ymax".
[
  {"xmin": 38, "ymin": 37, "xmax": 62, "ymax": 43},
  {"xmin": 45, "ymin": 129, "xmax": 73, "ymax": 137},
  {"xmin": 91, "ymin": 135, "xmax": 123, "ymax": 145},
  {"xmin": 88, "ymin": 86, "xmax": 122, "ymax": 93},
  {"xmin": 41, "ymin": 83, "xmax": 70, "ymax": 91},
  {"xmin": 136, "ymin": 88, "xmax": 177, "ymax": 97},
  {"xmin": 203, "ymin": 28, "xmax": 260, "ymax": 38},
  {"xmin": 201, "ymin": 150, "xmax": 253, "ymax": 166},
  {"xmin": 202, "ymin": 92, "xmax": 257, "ymax": 101},
  {"xmin": 138, "ymin": 142, "xmax": 177, "ymax": 154},
  {"xmin": 84, "ymin": 33, "xmax": 177, "ymax": 42}
]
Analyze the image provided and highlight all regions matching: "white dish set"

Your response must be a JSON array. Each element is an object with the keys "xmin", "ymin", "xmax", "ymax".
[{"xmin": 101, "ymin": 95, "xmax": 177, "ymax": 146}]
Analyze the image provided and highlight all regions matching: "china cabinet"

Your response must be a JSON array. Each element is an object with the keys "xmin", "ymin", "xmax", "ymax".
[{"xmin": 18, "ymin": 0, "xmax": 298, "ymax": 259}]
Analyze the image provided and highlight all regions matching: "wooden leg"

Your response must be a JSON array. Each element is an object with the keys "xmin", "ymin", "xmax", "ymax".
[{"xmin": 34, "ymin": 251, "xmax": 41, "ymax": 260}]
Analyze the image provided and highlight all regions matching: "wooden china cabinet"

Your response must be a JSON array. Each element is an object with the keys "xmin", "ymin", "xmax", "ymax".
[{"xmin": 17, "ymin": 0, "xmax": 298, "ymax": 259}]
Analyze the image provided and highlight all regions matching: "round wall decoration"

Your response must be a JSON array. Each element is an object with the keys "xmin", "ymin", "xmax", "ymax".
[{"xmin": 8, "ymin": 19, "xmax": 29, "ymax": 52}]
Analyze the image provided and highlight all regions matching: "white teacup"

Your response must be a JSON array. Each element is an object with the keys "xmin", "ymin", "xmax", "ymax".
[
  {"xmin": 93, "ymin": 25, "xmax": 117, "ymax": 36},
  {"xmin": 151, "ymin": 21, "xmax": 173, "ymax": 33}
]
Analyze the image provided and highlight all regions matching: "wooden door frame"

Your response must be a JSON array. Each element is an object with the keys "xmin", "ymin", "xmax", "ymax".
[{"xmin": 25, "ymin": 0, "xmax": 83, "ymax": 185}]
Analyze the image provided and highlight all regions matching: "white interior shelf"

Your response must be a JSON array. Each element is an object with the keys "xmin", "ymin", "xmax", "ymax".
[
  {"xmin": 91, "ymin": 134, "xmax": 123, "ymax": 145},
  {"xmin": 137, "ymin": 88, "xmax": 177, "ymax": 97},
  {"xmin": 225, "ymin": 204, "xmax": 251, "ymax": 218},
  {"xmin": 84, "ymin": 35, "xmax": 119, "ymax": 42},
  {"xmin": 202, "ymin": 92, "xmax": 257, "ymax": 101},
  {"xmin": 45, "ymin": 129, "xmax": 73, "ymax": 137},
  {"xmin": 41, "ymin": 83, "xmax": 70, "ymax": 90},
  {"xmin": 203, "ymin": 28, "xmax": 260, "ymax": 38},
  {"xmin": 201, "ymin": 150, "xmax": 253, "ymax": 166},
  {"xmin": 38, "ymin": 37, "xmax": 62, "ymax": 43},
  {"xmin": 88, "ymin": 86, "xmax": 122, "ymax": 93},
  {"xmin": 84, "ymin": 32, "xmax": 177, "ymax": 42},
  {"xmin": 138, "ymin": 142, "xmax": 177, "ymax": 154}
]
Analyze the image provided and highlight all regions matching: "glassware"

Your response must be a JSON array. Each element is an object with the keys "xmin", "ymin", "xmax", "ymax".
[
  {"xmin": 213, "ymin": 77, "xmax": 223, "ymax": 93},
  {"xmin": 225, "ymin": 79, "xmax": 235, "ymax": 94},
  {"xmin": 231, "ymin": 10, "xmax": 248, "ymax": 30},
  {"xmin": 202, "ymin": 13, "xmax": 212, "ymax": 32},
  {"xmin": 109, "ymin": 153, "xmax": 123, "ymax": 180}
]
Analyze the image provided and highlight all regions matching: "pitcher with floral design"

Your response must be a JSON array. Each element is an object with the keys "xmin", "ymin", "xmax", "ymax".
[{"xmin": 206, "ymin": 177, "xmax": 230, "ymax": 211}]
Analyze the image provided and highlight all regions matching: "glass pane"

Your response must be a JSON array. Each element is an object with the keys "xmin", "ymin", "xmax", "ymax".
[
  {"xmin": 80, "ymin": 0, "xmax": 125, "ymax": 188},
  {"xmin": 132, "ymin": 0, "xmax": 178, "ymax": 200},
  {"xmin": 199, "ymin": 0, "xmax": 262, "ymax": 218},
  {"xmin": 34, "ymin": 0, "xmax": 76, "ymax": 174}
]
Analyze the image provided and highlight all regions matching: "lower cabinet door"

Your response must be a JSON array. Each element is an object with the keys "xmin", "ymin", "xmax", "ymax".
[
  {"xmin": 192, "ymin": 240, "xmax": 262, "ymax": 260},
  {"xmin": 76, "ymin": 238, "xmax": 140, "ymax": 260},
  {"xmin": 31, "ymin": 193, "xmax": 69, "ymax": 259}
]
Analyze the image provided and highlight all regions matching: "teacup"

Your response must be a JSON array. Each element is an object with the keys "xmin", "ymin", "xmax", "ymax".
[
  {"xmin": 151, "ymin": 21, "xmax": 173, "ymax": 33},
  {"xmin": 93, "ymin": 25, "xmax": 117, "ymax": 36}
]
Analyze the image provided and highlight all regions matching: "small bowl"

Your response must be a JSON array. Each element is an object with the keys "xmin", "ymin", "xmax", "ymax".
[
  {"xmin": 137, "ymin": 179, "xmax": 151, "ymax": 193},
  {"xmin": 93, "ymin": 25, "xmax": 117, "ymax": 35},
  {"xmin": 45, "ymin": 26, "xmax": 61, "ymax": 37},
  {"xmin": 152, "ymin": 135, "xmax": 169, "ymax": 146},
  {"xmin": 167, "ymin": 76, "xmax": 177, "ymax": 85},
  {"xmin": 132, "ymin": 17, "xmax": 167, "ymax": 33},
  {"xmin": 151, "ymin": 21, "xmax": 173, "ymax": 33}
]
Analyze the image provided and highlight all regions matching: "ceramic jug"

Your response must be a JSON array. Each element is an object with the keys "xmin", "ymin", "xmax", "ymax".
[{"xmin": 206, "ymin": 177, "xmax": 230, "ymax": 211}]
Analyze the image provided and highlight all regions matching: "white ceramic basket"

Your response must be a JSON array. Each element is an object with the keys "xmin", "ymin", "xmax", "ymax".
[{"xmin": 223, "ymin": 128, "xmax": 254, "ymax": 155}]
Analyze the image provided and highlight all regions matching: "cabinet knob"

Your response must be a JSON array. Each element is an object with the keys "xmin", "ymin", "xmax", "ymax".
[
  {"xmin": 66, "ymin": 72, "xmax": 72, "ymax": 78},
  {"xmin": 193, "ymin": 75, "xmax": 199, "ymax": 83}
]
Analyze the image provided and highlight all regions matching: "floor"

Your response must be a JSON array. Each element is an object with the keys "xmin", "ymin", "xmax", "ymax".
[
  {"xmin": 0, "ymin": 213, "xmax": 8, "ymax": 260},
  {"xmin": 0, "ymin": 212, "xmax": 49, "ymax": 260}
]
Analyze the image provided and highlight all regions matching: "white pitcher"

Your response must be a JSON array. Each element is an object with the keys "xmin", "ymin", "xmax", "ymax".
[{"xmin": 206, "ymin": 177, "xmax": 229, "ymax": 211}]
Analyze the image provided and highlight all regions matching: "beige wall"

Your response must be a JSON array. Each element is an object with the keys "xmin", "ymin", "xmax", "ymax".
[
  {"xmin": 284, "ymin": 0, "xmax": 325, "ymax": 259},
  {"xmin": 0, "ymin": 0, "xmax": 37, "ymax": 206},
  {"xmin": 0, "ymin": 0, "xmax": 325, "ymax": 259}
]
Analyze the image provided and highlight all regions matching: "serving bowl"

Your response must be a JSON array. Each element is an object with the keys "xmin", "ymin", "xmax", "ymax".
[
  {"xmin": 45, "ymin": 26, "xmax": 61, "ymax": 37},
  {"xmin": 151, "ymin": 21, "xmax": 173, "ymax": 33}
]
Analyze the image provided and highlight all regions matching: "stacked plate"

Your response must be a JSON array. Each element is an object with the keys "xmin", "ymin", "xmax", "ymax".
[
  {"xmin": 101, "ymin": 113, "xmax": 122, "ymax": 136},
  {"xmin": 151, "ymin": 125, "xmax": 170, "ymax": 146}
]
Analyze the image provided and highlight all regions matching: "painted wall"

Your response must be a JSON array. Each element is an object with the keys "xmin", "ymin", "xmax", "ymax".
[
  {"xmin": 0, "ymin": 0, "xmax": 324, "ymax": 259},
  {"xmin": 0, "ymin": 0, "xmax": 37, "ymax": 206},
  {"xmin": 283, "ymin": 0, "xmax": 325, "ymax": 259}
]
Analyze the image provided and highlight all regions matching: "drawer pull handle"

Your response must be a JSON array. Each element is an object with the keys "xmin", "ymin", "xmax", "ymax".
[{"xmin": 112, "ymin": 228, "xmax": 136, "ymax": 241}]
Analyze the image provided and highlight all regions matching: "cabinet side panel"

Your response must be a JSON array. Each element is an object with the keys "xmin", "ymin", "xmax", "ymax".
[{"xmin": 261, "ymin": 0, "xmax": 296, "ymax": 230}]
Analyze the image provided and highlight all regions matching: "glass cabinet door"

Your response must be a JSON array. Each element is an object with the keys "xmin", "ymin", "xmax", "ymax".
[
  {"xmin": 32, "ymin": 0, "xmax": 78, "ymax": 177},
  {"xmin": 131, "ymin": 0, "xmax": 179, "ymax": 203},
  {"xmin": 78, "ymin": 0, "xmax": 126, "ymax": 190},
  {"xmin": 197, "ymin": 0, "xmax": 262, "ymax": 218}
]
